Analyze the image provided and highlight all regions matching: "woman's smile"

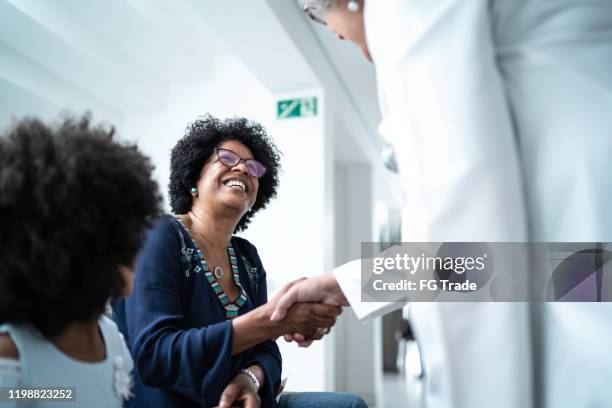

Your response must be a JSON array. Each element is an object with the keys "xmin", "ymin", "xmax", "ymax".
[{"xmin": 222, "ymin": 177, "xmax": 249, "ymax": 193}]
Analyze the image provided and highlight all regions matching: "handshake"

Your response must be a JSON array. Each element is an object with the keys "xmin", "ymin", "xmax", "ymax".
[
  {"xmin": 219, "ymin": 274, "xmax": 350, "ymax": 408},
  {"xmin": 264, "ymin": 274, "xmax": 349, "ymax": 347}
]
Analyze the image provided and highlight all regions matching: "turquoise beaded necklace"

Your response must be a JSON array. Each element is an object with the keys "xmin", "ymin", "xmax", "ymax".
[{"xmin": 176, "ymin": 217, "xmax": 247, "ymax": 319}]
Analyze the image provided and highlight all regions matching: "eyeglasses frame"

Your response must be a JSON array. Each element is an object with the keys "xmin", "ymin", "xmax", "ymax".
[{"xmin": 215, "ymin": 148, "xmax": 267, "ymax": 178}]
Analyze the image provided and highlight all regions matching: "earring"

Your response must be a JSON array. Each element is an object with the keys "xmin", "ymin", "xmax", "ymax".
[
  {"xmin": 347, "ymin": 0, "xmax": 360, "ymax": 12},
  {"xmin": 190, "ymin": 187, "xmax": 197, "ymax": 196}
]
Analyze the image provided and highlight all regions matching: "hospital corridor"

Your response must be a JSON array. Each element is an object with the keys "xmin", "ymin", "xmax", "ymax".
[{"xmin": 1, "ymin": 1, "xmax": 611, "ymax": 407}]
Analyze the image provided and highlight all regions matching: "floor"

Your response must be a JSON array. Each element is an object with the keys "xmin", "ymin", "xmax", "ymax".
[
  {"xmin": 378, "ymin": 373, "xmax": 424, "ymax": 408},
  {"xmin": 377, "ymin": 339, "xmax": 425, "ymax": 408}
]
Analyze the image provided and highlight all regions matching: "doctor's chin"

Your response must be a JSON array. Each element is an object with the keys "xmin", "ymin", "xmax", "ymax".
[{"xmin": 1, "ymin": 1, "xmax": 610, "ymax": 407}]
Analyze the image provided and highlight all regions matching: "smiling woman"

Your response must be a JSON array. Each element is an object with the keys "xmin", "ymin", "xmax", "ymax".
[
  {"xmin": 168, "ymin": 114, "xmax": 281, "ymax": 232},
  {"xmin": 112, "ymin": 114, "xmax": 364, "ymax": 408}
]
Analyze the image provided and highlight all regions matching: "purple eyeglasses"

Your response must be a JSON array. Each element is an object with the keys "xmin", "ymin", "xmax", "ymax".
[{"xmin": 216, "ymin": 148, "xmax": 267, "ymax": 178}]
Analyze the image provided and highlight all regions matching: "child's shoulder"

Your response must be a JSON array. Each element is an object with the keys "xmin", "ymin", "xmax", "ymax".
[
  {"xmin": 98, "ymin": 315, "xmax": 127, "ymax": 348},
  {"xmin": 98, "ymin": 316, "xmax": 133, "ymax": 369},
  {"xmin": 98, "ymin": 314, "xmax": 120, "ymax": 334}
]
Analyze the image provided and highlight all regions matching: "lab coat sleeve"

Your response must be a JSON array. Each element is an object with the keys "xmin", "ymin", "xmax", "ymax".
[{"xmin": 333, "ymin": 259, "xmax": 406, "ymax": 320}]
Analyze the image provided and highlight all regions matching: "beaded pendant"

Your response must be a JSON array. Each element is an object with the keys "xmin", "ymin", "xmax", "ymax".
[{"xmin": 176, "ymin": 218, "xmax": 247, "ymax": 319}]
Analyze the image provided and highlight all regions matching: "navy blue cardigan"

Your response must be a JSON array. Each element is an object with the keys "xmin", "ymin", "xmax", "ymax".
[{"xmin": 113, "ymin": 216, "xmax": 282, "ymax": 407}]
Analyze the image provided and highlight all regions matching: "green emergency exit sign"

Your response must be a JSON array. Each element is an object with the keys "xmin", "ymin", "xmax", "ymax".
[{"xmin": 277, "ymin": 97, "xmax": 318, "ymax": 119}]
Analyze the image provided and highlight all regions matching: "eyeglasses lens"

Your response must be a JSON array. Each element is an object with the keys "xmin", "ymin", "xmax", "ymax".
[
  {"xmin": 246, "ymin": 160, "xmax": 267, "ymax": 178},
  {"xmin": 218, "ymin": 149, "xmax": 266, "ymax": 178},
  {"xmin": 218, "ymin": 149, "xmax": 239, "ymax": 166}
]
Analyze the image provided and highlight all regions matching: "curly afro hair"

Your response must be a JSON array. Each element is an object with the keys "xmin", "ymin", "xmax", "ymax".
[
  {"xmin": 0, "ymin": 113, "xmax": 162, "ymax": 338},
  {"xmin": 169, "ymin": 115, "xmax": 281, "ymax": 232}
]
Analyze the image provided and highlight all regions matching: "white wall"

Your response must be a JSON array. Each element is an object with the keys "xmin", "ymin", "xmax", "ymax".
[
  {"xmin": 334, "ymin": 163, "xmax": 388, "ymax": 406},
  {"xmin": 122, "ymin": 55, "xmax": 275, "ymax": 209}
]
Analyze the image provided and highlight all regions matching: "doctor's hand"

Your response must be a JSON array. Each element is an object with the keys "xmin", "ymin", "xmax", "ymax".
[
  {"xmin": 270, "ymin": 274, "xmax": 348, "ymax": 322},
  {"xmin": 283, "ymin": 326, "xmax": 330, "ymax": 348}
]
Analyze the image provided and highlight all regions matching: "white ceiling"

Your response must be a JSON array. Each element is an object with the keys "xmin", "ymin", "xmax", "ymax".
[
  {"xmin": 0, "ymin": 0, "xmax": 382, "ymax": 147},
  {"xmin": 0, "ymin": 0, "xmax": 228, "ymax": 116}
]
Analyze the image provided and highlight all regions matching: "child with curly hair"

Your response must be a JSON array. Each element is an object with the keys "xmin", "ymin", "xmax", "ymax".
[{"xmin": 0, "ymin": 114, "xmax": 162, "ymax": 407}]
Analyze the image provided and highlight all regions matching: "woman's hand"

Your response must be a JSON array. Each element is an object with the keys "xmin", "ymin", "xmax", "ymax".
[
  {"xmin": 218, "ymin": 373, "xmax": 261, "ymax": 408},
  {"xmin": 278, "ymin": 302, "xmax": 341, "ymax": 340}
]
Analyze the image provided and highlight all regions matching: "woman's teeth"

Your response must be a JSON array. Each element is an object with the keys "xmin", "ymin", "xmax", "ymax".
[{"xmin": 224, "ymin": 179, "xmax": 246, "ymax": 192}]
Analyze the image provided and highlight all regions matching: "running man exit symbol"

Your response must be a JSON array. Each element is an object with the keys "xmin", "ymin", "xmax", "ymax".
[{"xmin": 277, "ymin": 97, "xmax": 318, "ymax": 119}]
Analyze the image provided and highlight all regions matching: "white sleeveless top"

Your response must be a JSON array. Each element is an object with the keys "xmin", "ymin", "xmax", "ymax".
[{"xmin": 0, "ymin": 316, "xmax": 133, "ymax": 407}]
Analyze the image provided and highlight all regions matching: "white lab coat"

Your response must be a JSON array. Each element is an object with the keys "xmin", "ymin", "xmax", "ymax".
[{"xmin": 334, "ymin": 1, "xmax": 612, "ymax": 407}]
